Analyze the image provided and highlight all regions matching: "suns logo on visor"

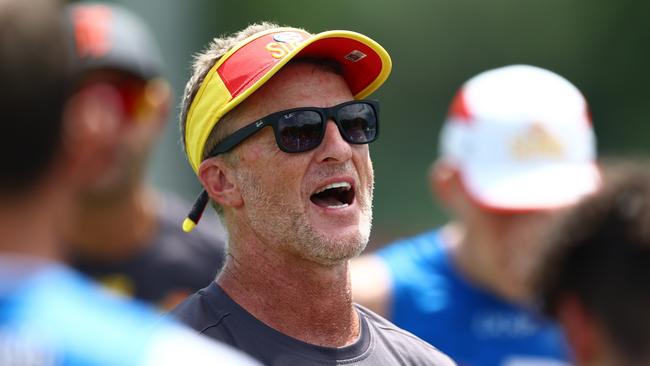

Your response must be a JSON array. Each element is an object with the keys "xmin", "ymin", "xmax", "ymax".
[
  {"xmin": 273, "ymin": 32, "xmax": 304, "ymax": 43},
  {"xmin": 266, "ymin": 32, "xmax": 305, "ymax": 59}
]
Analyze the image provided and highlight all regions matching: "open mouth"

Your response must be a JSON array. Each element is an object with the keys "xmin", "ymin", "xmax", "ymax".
[{"xmin": 310, "ymin": 182, "xmax": 355, "ymax": 209}]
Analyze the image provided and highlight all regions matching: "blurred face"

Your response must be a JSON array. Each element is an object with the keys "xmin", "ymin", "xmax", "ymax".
[
  {"xmin": 226, "ymin": 63, "xmax": 374, "ymax": 266},
  {"xmin": 439, "ymin": 167, "xmax": 561, "ymax": 299},
  {"xmin": 79, "ymin": 70, "xmax": 168, "ymax": 199},
  {"xmin": 439, "ymin": 166, "xmax": 558, "ymax": 249}
]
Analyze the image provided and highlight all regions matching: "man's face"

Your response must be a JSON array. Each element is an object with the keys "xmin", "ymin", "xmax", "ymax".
[
  {"xmin": 225, "ymin": 62, "xmax": 374, "ymax": 266},
  {"xmin": 80, "ymin": 70, "xmax": 167, "ymax": 199}
]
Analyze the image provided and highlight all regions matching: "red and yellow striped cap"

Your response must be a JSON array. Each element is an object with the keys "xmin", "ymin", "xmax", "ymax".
[{"xmin": 184, "ymin": 27, "xmax": 392, "ymax": 173}]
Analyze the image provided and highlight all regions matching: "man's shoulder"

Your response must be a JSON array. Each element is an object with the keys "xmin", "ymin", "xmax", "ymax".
[
  {"xmin": 377, "ymin": 228, "xmax": 445, "ymax": 263},
  {"xmin": 375, "ymin": 228, "xmax": 452, "ymax": 292},
  {"xmin": 2, "ymin": 265, "xmax": 196, "ymax": 364},
  {"xmin": 49, "ymin": 275, "xmax": 260, "ymax": 365},
  {"xmin": 168, "ymin": 283, "xmax": 229, "ymax": 334},
  {"xmin": 356, "ymin": 304, "xmax": 456, "ymax": 366}
]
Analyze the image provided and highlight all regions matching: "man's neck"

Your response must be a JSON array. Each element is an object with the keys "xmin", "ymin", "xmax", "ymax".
[
  {"xmin": 0, "ymin": 189, "xmax": 66, "ymax": 261},
  {"xmin": 444, "ymin": 222, "xmax": 530, "ymax": 304},
  {"xmin": 67, "ymin": 185, "xmax": 158, "ymax": 262},
  {"xmin": 217, "ymin": 238, "xmax": 360, "ymax": 348}
]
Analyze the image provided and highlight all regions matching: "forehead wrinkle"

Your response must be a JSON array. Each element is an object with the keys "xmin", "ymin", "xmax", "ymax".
[{"xmin": 235, "ymin": 63, "xmax": 351, "ymax": 125}]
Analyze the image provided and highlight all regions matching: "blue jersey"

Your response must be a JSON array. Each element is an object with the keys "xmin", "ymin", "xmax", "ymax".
[
  {"xmin": 377, "ymin": 230, "xmax": 570, "ymax": 366},
  {"xmin": 0, "ymin": 260, "xmax": 259, "ymax": 366}
]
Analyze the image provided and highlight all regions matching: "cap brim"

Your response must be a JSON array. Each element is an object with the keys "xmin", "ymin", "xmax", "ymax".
[
  {"xmin": 459, "ymin": 162, "xmax": 600, "ymax": 212},
  {"xmin": 295, "ymin": 30, "xmax": 392, "ymax": 99},
  {"xmin": 221, "ymin": 29, "xmax": 392, "ymax": 109}
]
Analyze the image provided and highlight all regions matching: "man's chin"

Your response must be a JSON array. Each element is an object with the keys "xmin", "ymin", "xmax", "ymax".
[
  {"xmin": 304, "ymin": 234, "xmax": 369, "ymax": 267},
  {"xmin": 81, "ymin": 175, "xmax": 133, "ymax": 203}
]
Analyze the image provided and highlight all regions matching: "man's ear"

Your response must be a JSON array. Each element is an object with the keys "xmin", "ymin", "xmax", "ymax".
[
  {"xmin": 430, "ymin": 159, "xmax": 461, "ymax": 205},
  {"xmin": 198, "ymin": 157, "xmax": 243, "ymax": 208},
  {"xmin": 557, "ymin": 295, "xmax": 603, "ymax": 365}
]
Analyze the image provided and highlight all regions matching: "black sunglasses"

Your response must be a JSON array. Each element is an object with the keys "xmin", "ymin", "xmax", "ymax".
[{"xmin": 206, "ymin": 99, "xmax": 379, "ymax": 157}]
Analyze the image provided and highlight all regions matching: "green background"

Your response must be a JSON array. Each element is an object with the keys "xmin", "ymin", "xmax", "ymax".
[{"xmin": 106, "ymin": 0, "xmax": 649, "ymax": 249}]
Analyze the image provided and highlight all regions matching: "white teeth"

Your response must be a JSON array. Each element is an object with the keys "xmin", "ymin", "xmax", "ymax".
[
  {"xmin": 314, "ymin": 181, "xmax": 351, "ymax": 194},
  {"xmin": 328, "ymin": 203, "xmax": 349, "ymax": 209}
]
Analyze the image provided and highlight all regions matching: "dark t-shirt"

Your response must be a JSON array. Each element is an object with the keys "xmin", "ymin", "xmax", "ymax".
[
  {"xmin": 170, "ymin": 282, "xmax": 456, "ymax": 366},
  {"xmin": 73, "ymin": 192, "xmax": 227, "ymax": 310}
]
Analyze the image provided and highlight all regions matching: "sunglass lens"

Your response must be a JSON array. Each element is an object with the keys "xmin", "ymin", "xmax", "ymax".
[
  {"xmin": 277, "ymin": 110, "xmax": 323, "ymax": 152},
  {"xmin": 338, "ymin": 103, "xmax": 377, "ymax": 143}
]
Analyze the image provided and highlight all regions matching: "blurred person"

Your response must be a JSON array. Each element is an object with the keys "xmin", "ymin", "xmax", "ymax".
[
  {"xmin": 170, "ymin": 22, "xmax": 456, "ymax": 366},
  {"xmin": 63, "ymin": 2, "xmax": 227, "ymax": 310},
  {"xmin": 0, "ymin": 0, "xmax": 260, "ymax": 364},
  {"xmin": 351, "ymin": 65, "xmax": 600, "ymax": 366},
  {"xmin": 536, "ymin": 162, "xmax": 650, "ymax": 366}
]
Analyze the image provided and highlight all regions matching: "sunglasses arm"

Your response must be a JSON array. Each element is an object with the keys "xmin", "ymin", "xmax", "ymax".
[{"xmin": 206, "ymin": 118, "xmax": 269, "ymax": 158}]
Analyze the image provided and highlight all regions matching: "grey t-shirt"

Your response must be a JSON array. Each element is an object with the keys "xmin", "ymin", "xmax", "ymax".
[{"xmin": 170, "ymin": 282, "xmax": 456, "ymax": 365}]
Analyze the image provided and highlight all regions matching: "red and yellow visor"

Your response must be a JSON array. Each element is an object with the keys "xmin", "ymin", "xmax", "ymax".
[{"xmin": 184, "ymin": 27, "xmax": 392, "ymax": 173}]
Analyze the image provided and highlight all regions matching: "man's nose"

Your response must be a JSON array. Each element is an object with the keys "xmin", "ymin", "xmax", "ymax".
[{"xmin": 314, "ymin": 120, "xmax": 353, "ymax": 163}]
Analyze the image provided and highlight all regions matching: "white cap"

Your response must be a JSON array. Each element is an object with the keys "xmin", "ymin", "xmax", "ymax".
[{"xmin": 440, "ymin": 65, "xmax": 599, "ymax": 212}]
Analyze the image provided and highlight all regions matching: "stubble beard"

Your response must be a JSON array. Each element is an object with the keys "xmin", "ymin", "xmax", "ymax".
[{"xmin": 238, "ymin": 168, "xmax": 373, "ymax": 267}]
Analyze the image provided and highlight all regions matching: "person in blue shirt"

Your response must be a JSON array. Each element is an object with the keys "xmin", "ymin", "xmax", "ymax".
[
  {"xmin": 0, "ymin": 1, "xmax": 258, "ymax": 364},
  {"xmin": 351, "ymin": 65, "xmax": 600, "ymax": 366}
]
